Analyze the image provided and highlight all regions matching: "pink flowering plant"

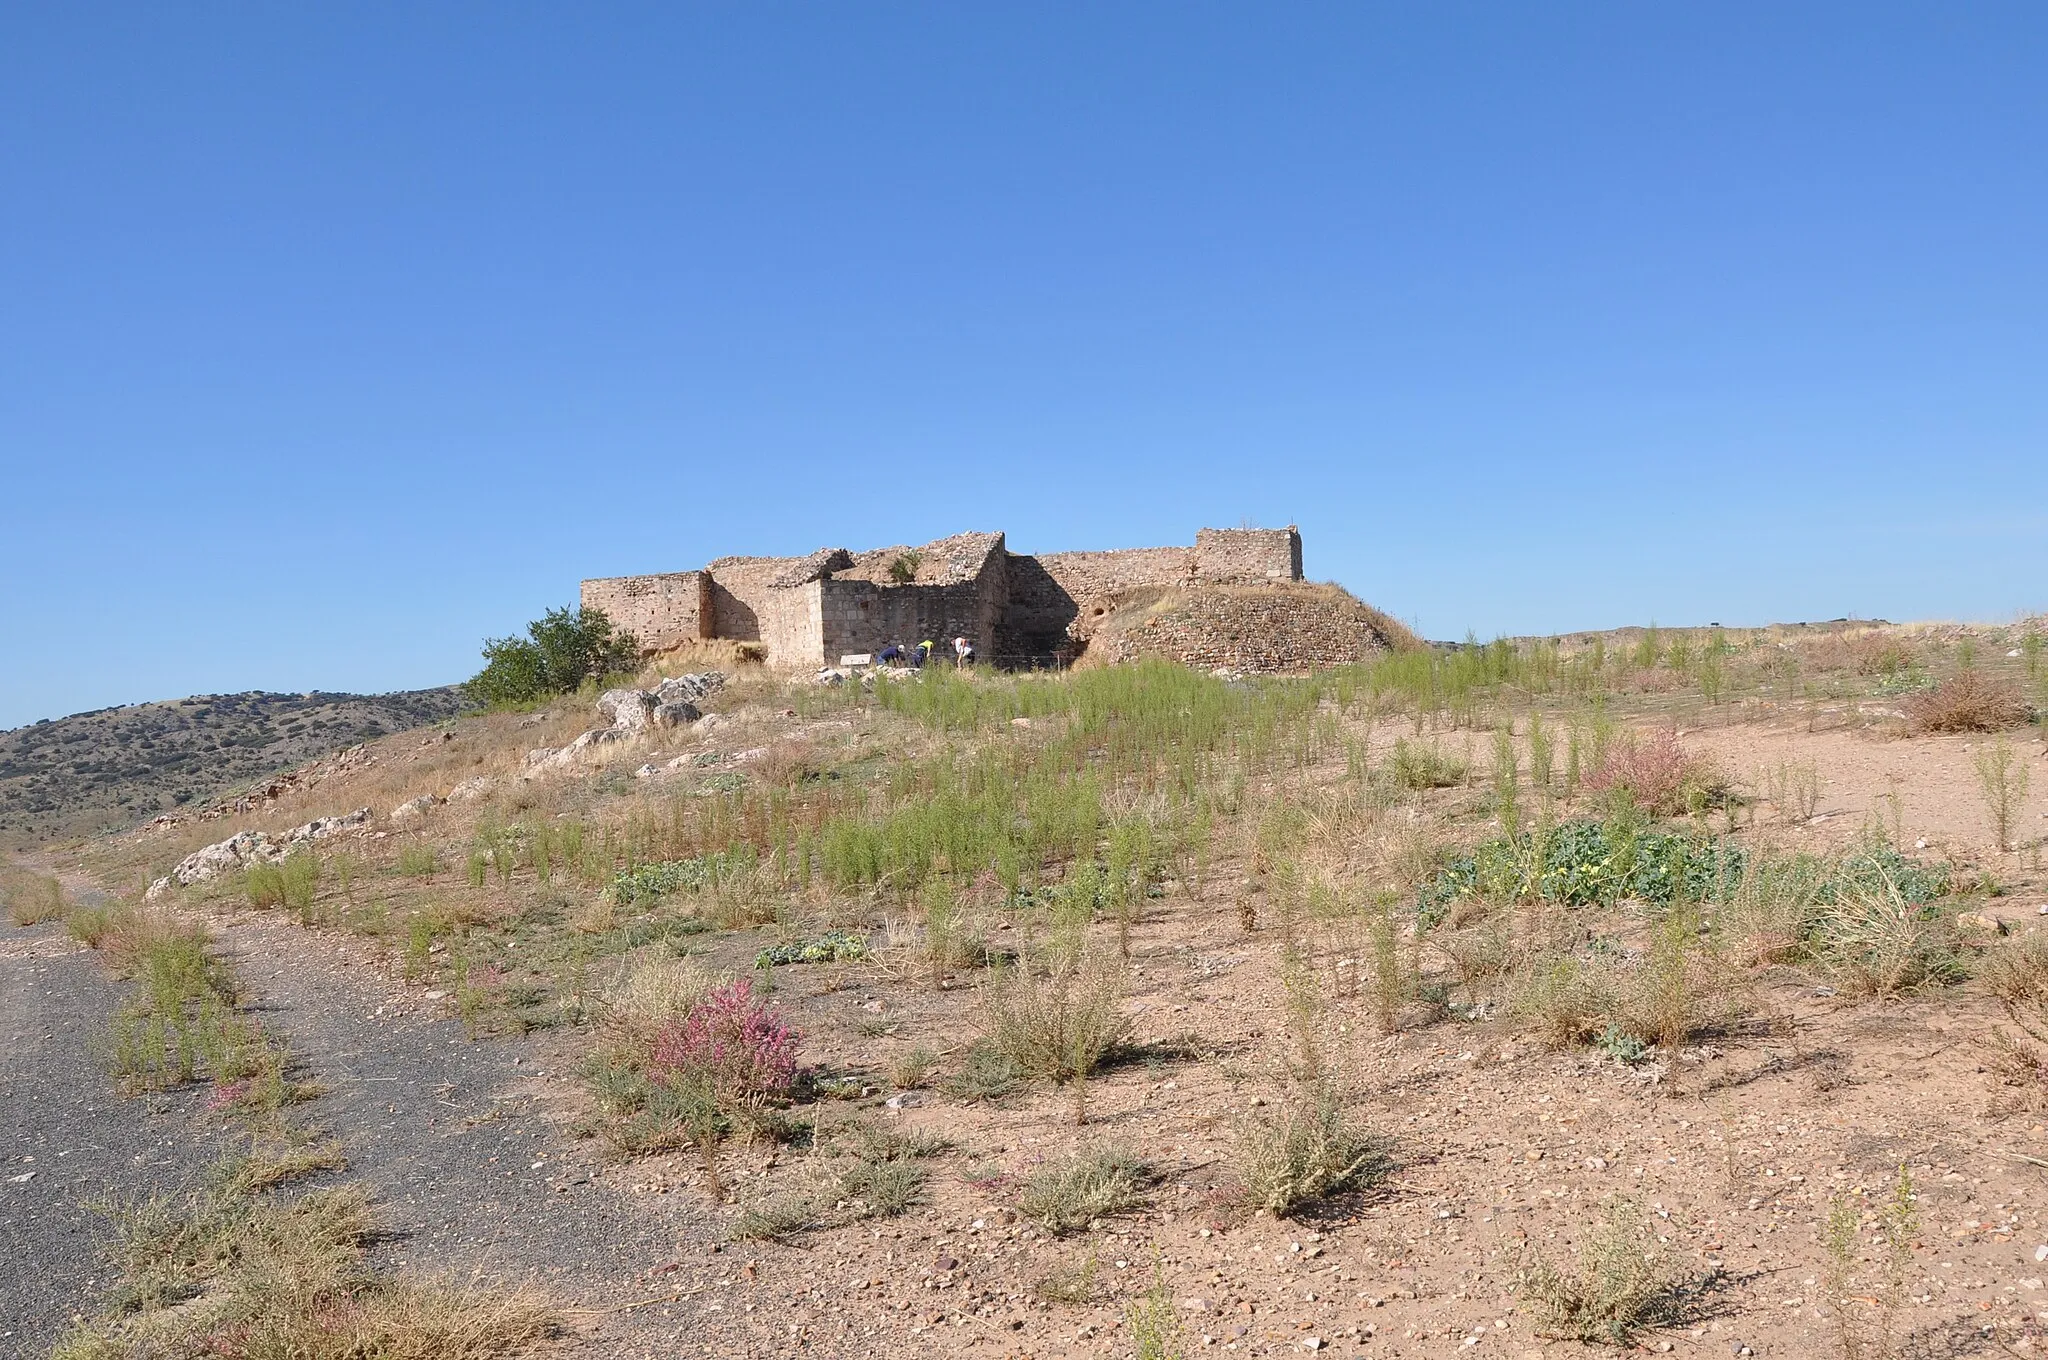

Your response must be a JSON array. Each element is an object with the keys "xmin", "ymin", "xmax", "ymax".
[{"xmin": 648, "ymin": 979, "xmax": 799, "ymax": 1110}]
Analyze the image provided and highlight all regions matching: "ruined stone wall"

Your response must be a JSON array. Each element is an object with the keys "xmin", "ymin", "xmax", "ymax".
[
  {"xmin": 578, "ymin": 572, "xmax": 709, "ymax": 650},
  {"xmin": 1192, "ymin": 527, "xmax": 1302, "ymax": 583},
  {"xmin": 759, "ymin": 580, "xmax": 826, "ymax": 667},
  {"xmin": 1086, "ymin": 584, "xmax": 1393, "ymax": 673},
  {"xmin": 1007, "ymin": 547, "xmax": 1194, "ymax": 637},
  {"xmin": 819, "ymin": 554, "xmax": 1007, "ymax": 661},
  {"xmin": 705, "ymin": 557, "xmax": 800, "ymax": 643}
]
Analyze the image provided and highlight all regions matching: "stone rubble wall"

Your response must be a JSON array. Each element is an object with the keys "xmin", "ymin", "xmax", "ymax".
[
  {"xmin": 578, "ymin": 572, "xmax": 710, "ymax": 649},
  {"xmin": 818, "ymin": 552, "xmax": 1008, "ymax": 661},
  {"xmin": 705, "ymin": 556, "xmax": 803, "ymax": 643},
  {"xmin": 1012, "ymin": 547, "xmax": 1195, "ymax": 637},
  {"xmin": 1192, "ymin": 527, "xmax": 1303, "ymax": 584},
  {"xmin": 1084, "ymin": 584, "xmax": 1394, "ymax": 674}
]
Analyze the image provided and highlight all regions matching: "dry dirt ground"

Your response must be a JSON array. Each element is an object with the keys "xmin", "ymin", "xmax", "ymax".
[{"xmin": 10, "ymin": 637, "xmax": 2048, "ymax": 1360}]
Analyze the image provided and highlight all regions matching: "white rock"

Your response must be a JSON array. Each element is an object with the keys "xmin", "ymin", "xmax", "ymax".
[
  {"xmin": 654, "ymin": 673, "xmax": 725, "ymax": 705},
  {"xmin": 599, "ymin": 688, "xmax": 657, "ymax": 732},
  {"xmin": 634, "ymin": 763, "xmax": 657, "ymax": 779},
  {"xmin": 446, "ymin": 776, "xmax": 494, "ymax": 803},
  {"xmin": 146, "ymin": 828, "xmax": 280, "ymax": 900},
  {"xmin": 815, "ymin": 668, "xmax": 847, "ymax": 686},
  {"xmin": 391, "ymin": 795, "xmax": 443, "ymax": 824},
  {"xmin": 524, "ymin": 747, "xmax": 559, "ymax": 768},
  {"xmin": 281, "ymin": 808, "xmax": 370, "ymax": 847}
]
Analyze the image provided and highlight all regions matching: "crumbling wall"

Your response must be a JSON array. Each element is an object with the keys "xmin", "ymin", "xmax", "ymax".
[
  {"xmin": 819, "ymin": 552, "xmax": 1007, "ymax": 661},
  {"xmin": 759, "ymin": 580, "xmax": 826, "ymax": 667},
  {"xmin": 705, "ymin": 556, "xmax": 800, "ymax": 643},
  {"xmin": 1010, "ymin": 547, "xmax": 1194, "ymax": 637},
  {"xmin": 1193, "ymin": 527, "xmax": 1302, "ymax": 583},
  {"xmin": 578, "ymin": 572, "xmax": 709, "ymax": 650},
  {"xmin": 1084, "ymin": 583, "xmax": 1395, "ymax": 673}
]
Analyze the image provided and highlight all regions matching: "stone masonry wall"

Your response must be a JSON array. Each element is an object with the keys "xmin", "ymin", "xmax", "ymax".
[
  {"xmin": 1192, "ymin": 527, "xmax": 1302, "ymax": 583},
  {"xmin": 1011, "ymin": 547, "xmax": 1194, "ymax": 636},
  {"xmin": 1088, "ymin": 584, "xmax": 1392, "ymax": 673},
  {"xmin": 819, "ymin": 553, "xmax": 1007, "ymax": 662},
  {"xmin": 578, "ymin": 572, "xmax": 709, "ymax": 650},
  {"xmin": 705, "ymin": 556, "xmax": 800, "ymax": 643},
  {"xmin": 759, "ymin": 580, "xmax": 826, "ymax": 667}
]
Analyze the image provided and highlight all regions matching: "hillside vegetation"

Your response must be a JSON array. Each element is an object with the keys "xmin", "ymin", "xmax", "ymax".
[{"xmin": 0, "ymin": 688, "xmax": 465, "ymax": 849}]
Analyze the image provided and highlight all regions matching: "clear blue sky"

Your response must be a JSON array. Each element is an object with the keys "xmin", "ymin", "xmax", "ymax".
[{"xmin": 3, "ymin": 5, "xmax": 2043, "ymax": 728}]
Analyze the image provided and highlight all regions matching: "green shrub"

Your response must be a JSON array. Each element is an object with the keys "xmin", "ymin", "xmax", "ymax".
[{"xmin": 465, "ymin": 605, "xmax": 639, "ymax": 707}]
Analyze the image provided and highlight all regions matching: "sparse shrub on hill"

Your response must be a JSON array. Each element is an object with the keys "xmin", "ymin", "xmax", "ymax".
[
  {"xmin": 3, "ymin": 868, "xmax": 65, "ymax": 926},
  {"xmin": 981, "ymin": 946, "xmax": 1132, "ymax": 1124},
  {"xmin": 465, "ymin": 605, "xmax": 639, "ymax": 708},
  {"xmin": 1017, "ymin": 1148, "xmax": 1156, "ymax": 1234},
  {"xmin": 1519, "ymin": 1198, "xmax": 1685, "ymax": 1345},
  {"xmin": 1905, "ymin": 669, "xmax": 2030, "ymax": 733}
]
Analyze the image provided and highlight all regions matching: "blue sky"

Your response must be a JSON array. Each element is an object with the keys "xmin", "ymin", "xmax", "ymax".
[{"xmin": 2, "ymin": 4, "xmax": 2044, "ymax": 728}]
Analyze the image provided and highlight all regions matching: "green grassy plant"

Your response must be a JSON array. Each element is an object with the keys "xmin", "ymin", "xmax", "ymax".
[
  {"xmin": 1519, "ymin": 1198, "xmax": 1684, "ymax": 1345},
  {"xmin": 1233, "ymin": 1082, "xmax": 1390, "ymax": 1215},
  {"xmin": 1017, "ymin": 1148, "xmax": 1155, "ymax": 1234}
]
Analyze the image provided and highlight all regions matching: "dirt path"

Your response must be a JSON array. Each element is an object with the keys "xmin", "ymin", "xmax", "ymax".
[
  {"xmin": 0, "ymin": 921, "xmax": 234, "ymax": 1355},
  {"xmin": 208, "ymin": 913, "xmax": 744, "ymax": 1356}
]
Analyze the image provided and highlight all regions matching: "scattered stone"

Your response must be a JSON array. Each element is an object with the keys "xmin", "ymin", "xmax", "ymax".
[
  {"xmin": 634, "ymin": 764, "xmax": 658, "ymax": 779},
  {"xmin": 446, "ymin": 776, "xmax": 494, "ymax": 803},
  {"xmin": 144, "ymin": 809, "xmax": 368, "ymax": 900},
  {"xmin": 653, "ymin": 700, "xmax": 700, "ymax": 728},
  {"xmin": 815, "ymin": 668, "xmax": 848, "ymax": 686},
  {"xmin": 599, "ymin": 688, "xmax": 657, "ymax": 732},
  {"xmin": 1957, "ymin": 912, "xmax": 2006, "ymax": 936},
  {"xmin": 391, "ymin": 794, "xmax": 443, "ymax": 823}
]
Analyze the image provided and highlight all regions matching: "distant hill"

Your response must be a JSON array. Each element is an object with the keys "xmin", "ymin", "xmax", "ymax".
[{"xmin": 0, "ymin": 688, "xmax": 467, "ymax": 848}]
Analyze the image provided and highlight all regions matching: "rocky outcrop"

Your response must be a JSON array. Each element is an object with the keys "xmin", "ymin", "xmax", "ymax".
[
  {"xmin": 521, "ymin": 673, "xmax": 727, "ymax": 777},
  {"xmin": 144, "ymin": 807, "xmax": 370, "ymax": 901},
  {"xmin": 391, "ymin": 794, "xmax": 443, "ymax": 824}
]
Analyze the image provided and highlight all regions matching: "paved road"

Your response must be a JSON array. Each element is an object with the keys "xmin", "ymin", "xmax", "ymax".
[{"xmin": 0, "ymin": 922, "xmax": 230, "ymax": 1355}]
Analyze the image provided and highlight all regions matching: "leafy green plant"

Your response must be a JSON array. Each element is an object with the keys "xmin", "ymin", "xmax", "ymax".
[
  {"xmin": 465, "ymin": 604, "xmax": 639, "ymax": 707},
  {"xmin": 754, "ymin": 930, "xmax": 868, "ymax": 967}
]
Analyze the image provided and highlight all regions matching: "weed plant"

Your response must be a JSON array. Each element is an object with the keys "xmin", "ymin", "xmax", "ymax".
[
  {"xmin": 1519, "ymin": 1198, "xmax": 1683, "ymax": 1345},
  {"xmin": 1017, "ymin": 1148, "xmax": 1156, "ymax": 1234},
  {"xmin": 1233, "ymin": 1083, "xmax": 1391, "ymax": 1215}
]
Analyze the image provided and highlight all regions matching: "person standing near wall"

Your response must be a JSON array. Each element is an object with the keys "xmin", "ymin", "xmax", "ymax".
[{"xmin": 913, "ymin": 639, "xmax": 934, "ymax": 668}]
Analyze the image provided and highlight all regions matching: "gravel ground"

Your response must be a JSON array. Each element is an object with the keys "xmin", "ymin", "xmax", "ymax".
[
  {"xmin": 212, "ymin": 913, "xmax": 727, "ymax": 1356},
  {"xmin": 0, "ymin": 922, "xmax": 231, "ymax": 1356}
]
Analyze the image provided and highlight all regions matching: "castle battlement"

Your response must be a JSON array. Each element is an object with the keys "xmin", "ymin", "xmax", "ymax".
[{"xmin": 580, "ymin": 527, "xmax": 1304, "ymax": 669}]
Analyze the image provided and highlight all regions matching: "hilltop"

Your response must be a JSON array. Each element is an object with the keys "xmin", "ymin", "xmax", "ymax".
[{"xmin": 0, "ymin": 687, "xmax": 466, "ymax": 849}]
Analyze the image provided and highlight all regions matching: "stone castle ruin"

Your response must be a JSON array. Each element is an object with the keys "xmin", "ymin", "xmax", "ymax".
[{"xmin": 581, "ymin": 526, "xmax": 1402, "ymax": 673}]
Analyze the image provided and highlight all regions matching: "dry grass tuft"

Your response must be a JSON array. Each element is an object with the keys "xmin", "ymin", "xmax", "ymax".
[
  {"xmin": 1905, "ymin": 669, "xmax": 2030, "ymax": 733},
  {"xmin": 62, "ymin": 1169, "xmax": 561, "ymax": 1359},
  {"xmin": 3, "ymin": 866, "xmax": 67, "ymax": 925},
  {"xmin": 1017, "ymin": 1148, "xmax": 1156, "ymax": 1235},
  {"xmin": 599, "ymin": 952, "xmax": 715, "ymax": 1056},
  {"xmin": 982, "ymin": 946, "xmax": 1132, "ymax": 1123},
  {"xmin": 1233, "ymin": 1083, "xmax": 1391, "ymax": 1215},
  {"xmin": 1520, "ymin": 1198, "xmax": 1685, "ymax": 1345}
]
